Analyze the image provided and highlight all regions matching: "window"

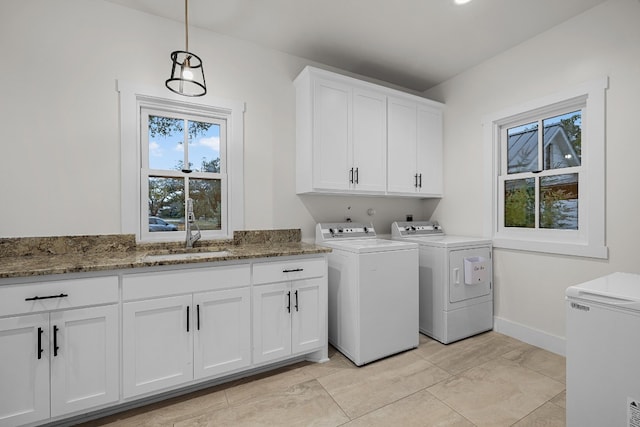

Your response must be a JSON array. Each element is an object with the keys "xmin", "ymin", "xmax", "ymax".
[
  {"xmin": 483, "ymin": 78, "xmax": 608, "ymax": 258},
  {"xmin": 118, "ymin": 81, "xmax": 244, "ymax": 242},
  {"xmin": 142, "ymin": 108, "xmax": 226, "ymax": 240}
]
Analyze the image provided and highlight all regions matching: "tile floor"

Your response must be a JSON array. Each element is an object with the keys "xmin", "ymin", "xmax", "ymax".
[{"xmin": 80, "ymin": 332, "xmax": 566, "ymax": 427}]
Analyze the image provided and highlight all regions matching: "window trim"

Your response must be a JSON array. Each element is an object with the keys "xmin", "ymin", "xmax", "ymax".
[
  {"xmin": 482, "ymin": 77, "xmax": 608, "ymax": 259},
  {"xmin": 117, "ymin": 80, "xmax": 244, "ymax": 242}
]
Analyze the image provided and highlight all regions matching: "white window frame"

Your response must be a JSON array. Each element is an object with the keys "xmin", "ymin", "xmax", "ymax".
[
  {"xmin": 483, "ymin": 77, "xmax": 608, "ymax": 259},
  {"xmin": 117, "ymin": 80, "xmax": 244, "ymax": 242}
]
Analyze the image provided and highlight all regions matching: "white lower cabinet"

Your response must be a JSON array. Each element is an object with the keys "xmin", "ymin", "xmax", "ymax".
[
  {"xmin": 50, "ymin": 305, "xmax": 119, "ymax": 417},
  {"xmin": 1, "ymin": 256, "xmax": 327, "ymax": 426},
  {"xmin": 252, "ymin": 258, "xmax": 327, "ymax": 365},
  {"xmin": 0, "ymin": 313, "xmax": 50, "ymax": 427},
  {"xmin": 122, "ymin": 287, "xmax": 252, "ymax": 399},
  {"xmin": 122, "ymin": 265, "xmax": 252, "ymax": 399},
  {"xmin": 194, "ymin": 288, "xmax": 251, "ymax": 379},
  {"xmin": 0, "ymin": 276, "xmax": 119, "ymax": 427},
  {"xmin": 0, "ymin": 305, "xmax": 119, "ymax": 427},
  {"xmin": 122, "ymin": 294, "xmax": 194, "ymax": 398}
]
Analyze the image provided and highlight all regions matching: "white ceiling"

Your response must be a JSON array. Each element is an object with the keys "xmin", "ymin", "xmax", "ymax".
[{"xmin": 105, "ymin": 0, "xmax": 608, "ymax": 92}]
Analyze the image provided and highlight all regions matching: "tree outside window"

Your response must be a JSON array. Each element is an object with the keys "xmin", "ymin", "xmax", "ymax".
[
  {"xmin": 504, "ymin": 111, "xmax": 581, "ymax": 230},
  {"xmin": 145, "ymin": 112, "xmax": 224, "ymax": 233}
]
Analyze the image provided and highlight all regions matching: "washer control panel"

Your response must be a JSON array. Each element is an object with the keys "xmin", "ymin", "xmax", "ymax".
[
  {"xmin": 316, "ymin": 222, "xmax": 376, "ymax": 241},
  {"xmin": 391, "ymin": 221, "xmax": 443, "ymax": 238}
]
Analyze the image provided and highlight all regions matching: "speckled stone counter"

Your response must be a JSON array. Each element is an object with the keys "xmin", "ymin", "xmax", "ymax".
[{"xmin": 0, "ymin": 229, "xmax": 329, "ymax": 279}]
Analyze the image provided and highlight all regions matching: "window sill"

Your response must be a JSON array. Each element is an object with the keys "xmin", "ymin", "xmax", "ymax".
[{"xmin": 493, "ymin": 237, "xmax": 608, "ymax": 259}]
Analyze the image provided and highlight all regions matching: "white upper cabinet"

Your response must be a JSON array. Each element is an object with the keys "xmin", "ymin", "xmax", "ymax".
[
  {"xmin": 352, "ymin": 88, "xmax": 387, "ymax": 192},
  {"xmin": 310, "ymin": 77, "xmax": 351, "ymax": 191},
  {"xmin": 297, "ymin": 71, "xmax": 387, "ymax": 194},
  {"xmin": 295, "ymin": 66, "xmax": 443, "ymax": 198},
  {"xmin": 387, "ymin": 96, "xmax": 443, "ymax": 196}
]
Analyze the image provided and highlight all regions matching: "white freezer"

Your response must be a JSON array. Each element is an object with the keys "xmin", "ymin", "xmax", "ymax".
[{"xmin": 566, "ymin": 272, "xmax": 640, "ymax": 427}]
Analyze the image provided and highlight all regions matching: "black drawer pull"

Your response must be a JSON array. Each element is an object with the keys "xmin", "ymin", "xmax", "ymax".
[
  {"xmin": 294, "ymin": 290, "xmax": 299, "ymax": 312},
  {"xmin": 25, "ymin": 293, "xmax": 68, "ymax": 302},
  {"xmin": 282, "ymin": 268, "xmax": 304, "ymax": 273},
  {"xmin": 286, "ymin": 291, "xmax": 291, "ymax": 313},
  {"xmin": 37, "ymin": 327, "xmax": 43, "ymax": 360},
  {"xmin": 53, "ymin": 325, "xmax": 59, "ymax": 357},
  {"xmin": 197, "ymin": 304, "xmax": 200, "ymax": 331},
  {"xmin": 187, "ymin": 306, "xmax": 190, "ymax": 332}
]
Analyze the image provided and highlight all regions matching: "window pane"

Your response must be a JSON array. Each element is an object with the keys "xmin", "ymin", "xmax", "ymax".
[
  {"xmin": 505, "ymin": 178, "xmax": 535, "ymax": 228},
  {"xmin": 148, "ymin": 177, "xmax": 184, "ymax": 231},
  {"xmin": 543, "ymin": 111, "xmax": 581, "ymax": 171},
  {"xmin": 189, "ymin": 178, "xmax": 221, "ymax": 230},
  {"xmin": 540, "ymin": 173, "xmax": 578, "ymax": 230},
  {"xmin": 188, "ymin": 121, "xmax": 220, "ymax": 173},
  {"xmin": 507, "ymin": 122, "xmax": 538, "ymax": 174},
  {"xmin": 148, "ymin": 115, "xmax": 186, "ymax": 171}
]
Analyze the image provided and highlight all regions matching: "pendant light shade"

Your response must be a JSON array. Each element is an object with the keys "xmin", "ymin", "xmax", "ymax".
[{"xmin": 166, "ymin": 0, "xmax": 206, "ymax": 97}]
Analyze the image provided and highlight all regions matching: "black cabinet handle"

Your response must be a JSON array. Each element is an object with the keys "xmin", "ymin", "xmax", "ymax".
[
  {"xmin": 37, "ymin": 327, "xmax": 43, "ymax": 360},
  {"xmin": 286, "ymin": 291, "xmax": 291, "ymax": 313},
  {"xmin": 414, "ymin": 173, "xmax": 418, "ymax": 188},
  {"xmin": 53, "ymin": 325, "xmax": 59, "ymax": 357},
  {"xmin": 282, "ymin": 268, "xmax": 304, "ymax": 273},
  {"xmin": 197, "ymin": 304, "xmax": 200, "ymax": 331},
  {"xmin": 355, "ymin": 167, "xmax": 359, "ymax": 184},
  {"xmin": 418, "ymin": 173, "xmax": 422, "ymax": 188},
  {"xmin": 349, "ymin": 168, "xmax": 354, "ymax": 184},
  {"xmin": 25, "ymin": 293, "xmax": 68, "ymax": 302},
  {"xmin": 187, "ymin": 306, "xmax": 190, "ymax": 332},
  {"xmin": 294, "ymin": 290, "xmax": 299, "ymax": 312}
]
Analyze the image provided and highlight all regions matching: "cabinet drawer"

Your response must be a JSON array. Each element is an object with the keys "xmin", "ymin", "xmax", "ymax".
[
  {"xmin": 252, "ymin": 258, "xmax": 326, "ymax": 285},
  {"xmin": 0, "ymin": 276, "xmax": 118, "ymax": 317},
  {"xmin": 123, "ymin": 264, "xmax": 250, "ymax": 301}
]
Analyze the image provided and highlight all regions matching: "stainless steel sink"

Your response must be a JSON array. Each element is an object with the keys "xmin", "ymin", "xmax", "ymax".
[{"xmin": 143, "ymin": 250, "xmax": 230, "ymax": 262}]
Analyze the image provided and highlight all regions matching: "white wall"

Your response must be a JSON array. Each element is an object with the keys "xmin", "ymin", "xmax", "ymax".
[
  {"xmin": 0, "ymin": 0, "xmax": 432, "ymax": 241},
  {"xmin": 425, "ymin": 0, "xmax": 640, "ymax": 352}
]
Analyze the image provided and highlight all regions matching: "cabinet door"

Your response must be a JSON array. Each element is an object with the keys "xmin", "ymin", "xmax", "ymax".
[
  {"xmin": 291, "ymin": 277, "xmax": 326, "ymax": 355},
  {"xmin": 387, "ymin": 97, "xmax": 418, "ymax": 194},
  {"xmin": 312, "ymin": 78, "xmax": 352, "ymax": 191},
  {"xmin": 0, "ymin": 314, "xmax": 50, "ymax": 427},
  {"xmin": 416, "ymin": 104, "xmax": 443, "ymax": 196},
  {"xmin": 122, "ymin": 295, "xmax": 193, "ymax": 398},
  {"xmin": 252, "ymin": 283, "xmax": 292, "ymax": 364},
  {"xmin": 193, "ymin": 288, "xmax": 251, "ymax": 379},
  {"xmin": 50, "ymin": 305, "xmax": 118, "ymax": 417},
  {"xmin": 352, "ymin": 88, "xmax": 387, "ymax": 192}
]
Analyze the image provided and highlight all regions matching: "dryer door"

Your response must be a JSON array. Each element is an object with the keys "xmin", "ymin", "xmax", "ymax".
[{"xmin": 449, "ymin": 247, "xmax": 492, "ymax": 303}]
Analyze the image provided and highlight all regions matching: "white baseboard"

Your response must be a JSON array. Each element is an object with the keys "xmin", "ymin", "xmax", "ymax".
[{"xmin": 494, "ymin": 316, "xmax": 566, "ymax": 356}]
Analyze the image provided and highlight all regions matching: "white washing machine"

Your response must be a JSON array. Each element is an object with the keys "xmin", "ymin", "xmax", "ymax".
[
  {"xmin": 391, "ymin": 221, "xmax": 493, "ymax": 344},
  {"xmin": 316, "ymin": 223, "xmax": 419, "ymax": 366}
]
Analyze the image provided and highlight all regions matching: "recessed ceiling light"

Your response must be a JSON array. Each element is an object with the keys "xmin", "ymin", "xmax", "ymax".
[{"xmin": 454, "ymin": 0, "xmax": 472, "ymax": 4}]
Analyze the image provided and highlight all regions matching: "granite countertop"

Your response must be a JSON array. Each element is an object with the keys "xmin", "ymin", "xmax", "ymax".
[{"xmin": 0, "ymin": 229, "xmax": 331, "ymax": 279}]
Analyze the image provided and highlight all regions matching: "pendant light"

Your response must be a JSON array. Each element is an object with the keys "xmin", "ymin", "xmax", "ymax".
[{"xmin": 165, "ymin": 0, "xmax": 207, "ymax": 97}]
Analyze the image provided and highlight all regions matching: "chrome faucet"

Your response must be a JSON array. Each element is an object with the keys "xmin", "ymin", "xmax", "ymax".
[{"xmin": 185, "ymin": 198, "xmax": 201, "ymax": 248}]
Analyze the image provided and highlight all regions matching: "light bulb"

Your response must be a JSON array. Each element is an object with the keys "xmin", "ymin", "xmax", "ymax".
[{"xmin": 182, "ymin": 68, "xmax": 194, "ymax": 80}]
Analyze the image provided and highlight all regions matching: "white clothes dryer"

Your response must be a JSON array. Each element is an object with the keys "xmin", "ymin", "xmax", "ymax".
[
  {"xmin": 316, "ymin": 223, "xmax": 419, "ymax": 365},
  {"xmin": 391, "ymin": 221, "xmax": 493, "ymax": 344}
]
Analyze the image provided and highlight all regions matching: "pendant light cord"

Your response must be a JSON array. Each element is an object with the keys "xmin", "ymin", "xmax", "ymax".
[{"xmin": 184, "ymin": 0, "xmax": 189, "ymax": 52}]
